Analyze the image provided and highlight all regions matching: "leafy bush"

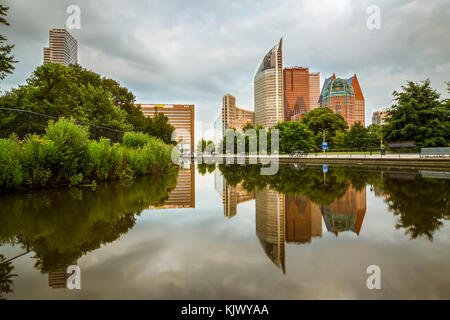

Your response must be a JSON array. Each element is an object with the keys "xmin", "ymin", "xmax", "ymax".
[
  {"xmin": 123, "ymin": 132, "xmax": 153, "ymax": 149},
  {"xmin": 0, "ymin": 118, "xmax": 174, "ymax": 193},
  {"xmin": 43, "ymin": 118, "xmax": 90, "ymax": 181},
  {"xmin": 0, "ymin": 135, "xmax": 23, "ymax": 190}
]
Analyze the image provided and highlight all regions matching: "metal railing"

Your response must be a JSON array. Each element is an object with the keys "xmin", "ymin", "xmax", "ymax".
[{"xmin": 0, "ymin": 107, "xmax": 125, "ymax": 143}]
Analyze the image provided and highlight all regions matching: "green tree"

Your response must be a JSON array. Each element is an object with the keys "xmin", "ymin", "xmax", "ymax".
[
  {"xmin": 0, "ymin": 64, "xmax": 175, "ymax": 142},
  {"xmin": 0, "ymin": 5, "xmax": 17, "ymax": 80},
  {"xmin": 367, "ymin": 124, "xmax": 383, "ymax": 149},
  {"xmin": 301, "ymin": 107, "xmax": 348, "ymax": 149},
  {"xmin": 383, "ymin": 80, "xmax": 450, "ymax": 148},
  {"xmin": 344, "ymin": 122, "xmax": 369, "ymax": 150},
  {"xmin": 301, "ymin": 107, "xmax": 348, "ymax": 136},
  {"xmin": 274, "ymin": 121, "xmax": 315, "ymax": 153}
]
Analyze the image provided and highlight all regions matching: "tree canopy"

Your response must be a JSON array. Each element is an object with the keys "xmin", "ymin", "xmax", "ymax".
[
  {"xmin": 383, "ymin": 79, "xmax": 449, "ymax": 148},
  {"xmin": 0, "ymin": 63, "xmax": 175, "ymax": 143},
  {"xmin": 0, "ymin": 5, "xmax": 17, "ymax": 81}
]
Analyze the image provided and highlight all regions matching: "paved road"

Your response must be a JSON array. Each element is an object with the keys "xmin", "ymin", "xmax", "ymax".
[{"xmin": 191, "ymin": 153, "xmax": 449, "ymax": 160}]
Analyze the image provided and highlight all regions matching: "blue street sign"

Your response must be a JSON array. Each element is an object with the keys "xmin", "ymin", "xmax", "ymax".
[
  {"xmin": 322, "ymin": 164, "xmax": 328, "ymax": 173},
  {"xmin": 322, "ymin": 142, "xmax": 328, "ymax": 150}
]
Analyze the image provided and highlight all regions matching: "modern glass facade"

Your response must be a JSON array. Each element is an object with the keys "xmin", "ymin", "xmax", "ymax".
[{"xmin": 254, "ymin": 38, "xmax": 283, "ymax": 128}]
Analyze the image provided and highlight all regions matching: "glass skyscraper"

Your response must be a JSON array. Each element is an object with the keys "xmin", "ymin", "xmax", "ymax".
[{"xmin": 254, "ymin": 38, "xmax": 283, "ymax": 129}]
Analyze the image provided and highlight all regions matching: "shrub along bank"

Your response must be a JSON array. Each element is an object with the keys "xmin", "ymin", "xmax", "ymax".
[{"xmin": 0, "ymin": 118, "xmax": 174, "ymax": 193}]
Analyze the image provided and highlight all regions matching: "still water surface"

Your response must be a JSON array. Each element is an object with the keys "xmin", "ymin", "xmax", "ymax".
[{"xmin": 0, "ymin": 163, "xmax": 449, "ymax": 299}]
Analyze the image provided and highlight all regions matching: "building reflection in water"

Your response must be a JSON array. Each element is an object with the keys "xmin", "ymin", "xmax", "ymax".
[
  {"xmin": 219, "ymin": 173, "xmax": 367, "ymax": 274},
  {"xmin": 48, "ymin": 259, "xmax": 78, "ymax": 289},
  {"xmin": 149, "ymin": 162, "xmax": 195, "ymax": 209},
  {"xmin": 320, "ymin": 186, "xmax": 366, "ymax": 236},
  {"xmin": 255, "ymin": 188, "xmax": 286, "ymax": 274}
]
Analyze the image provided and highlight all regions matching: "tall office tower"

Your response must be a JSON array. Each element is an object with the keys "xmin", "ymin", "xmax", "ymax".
[
  {"xmin": 140, "ymin": 104, "xmax": 195, "ymax": 152},
  {"xmin": 255, "ymin": 188, "xmax": 285, "ymax": 274},
  {"xmin": 222, "ymin": 182, "xmax": 255, "ymax": 218},
  {"xmin": 319, "ymin": 73, "xmax": 365, "ymax": 127},
  {"xmin": 308, "ymin": 72, "xmax": 320, "ymax": 111},
  {"xmin": 254, "ymin": 38, "xmax": 283, "ymax": 129},
  {"xmin": 283, "ymin": 67, "xmax": 309, "ymax": 121},
  {"xmin": 43, "ymin": 28, "xmax": 78, "ymax": 65},
  {"xmin": 222, "ymin": 94, "xmax": 254, "ymax": 132},
  {"xmin": 283, "ymin": 67, "xmax": 321, "ymax": 121}
]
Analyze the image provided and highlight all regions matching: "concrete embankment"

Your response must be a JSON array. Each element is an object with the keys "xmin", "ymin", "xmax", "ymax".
[{"xmin": 200, "ymin": 155, "xmax": 450, "ymax": 171}]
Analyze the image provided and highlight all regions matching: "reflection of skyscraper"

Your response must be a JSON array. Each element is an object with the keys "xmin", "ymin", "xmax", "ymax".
[
  {"xmin": 320, "ymin": 186, "xmax": 366, "ymax": 236},
  {"xmin": 255, "ymin": 188, "xmax": 285, "ymax": 273},
  {"xmin": 223, "ymin": 182, "xmax": 255, "ymax": 218},
  {"xmin": 254, "ymin": 38, "xmax": 283, "ymax": 128},
  {"xmin": 149, "ymin": 163, "xmax": 195, "ymax": 209},
  {"xmin": 48, "ymin": 259, "xmax": 78, "ymax": 289},
  {"xmin": 284, "ymin": 195, "xmax": 322, "ymax": 244}
]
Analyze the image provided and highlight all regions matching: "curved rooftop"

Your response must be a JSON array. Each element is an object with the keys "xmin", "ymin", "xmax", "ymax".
[{"xmin": 320, "ymin": 78, "xmax": 355, "ymax": 100}]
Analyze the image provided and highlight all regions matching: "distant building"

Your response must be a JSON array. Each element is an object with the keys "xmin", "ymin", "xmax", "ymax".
[
  {"xmin": 319, "ymin": 74, "xmax": 365, "ymax": 127},
  {"xmin": 372, "ymin": 110, "xmax": 387, "ymax": 125},
  {"xmin": 283, "ymin": 67, "xmax": 320, "ymax": 121},
  {"xmin": 222, "ymin": 93, "xmax": 253, "ymax": 132},
  {"xmin": 43, "ymin": 28, "xmax": 77, "ymax": 66},
  {"xmin": 140, "ymin": 104, "xmax": 194, "ymax": 152},
  {"xmin": 254, "ymin": 38, "xmax": 284, "ymax": 128}
]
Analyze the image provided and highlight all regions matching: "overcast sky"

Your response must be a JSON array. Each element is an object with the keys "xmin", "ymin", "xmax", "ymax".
[{"xmin": 1, "ymin": 0, "xmax": 449, "ymax": 140}]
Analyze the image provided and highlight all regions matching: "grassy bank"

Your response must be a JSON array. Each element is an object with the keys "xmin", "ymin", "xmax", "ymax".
[{"xmin": 0, "ymin": 118, "xmax": 174, "ymax": 193}]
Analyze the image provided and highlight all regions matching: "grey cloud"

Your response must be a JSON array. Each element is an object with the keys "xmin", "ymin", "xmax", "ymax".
[{"xmin": 1, "ymin": 0, "xmax": 449, "ymax": 140}]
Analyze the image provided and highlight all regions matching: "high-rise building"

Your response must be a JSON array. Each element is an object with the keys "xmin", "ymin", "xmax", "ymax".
[
  {"xmin": 372, "ymin": 110, "xmax": 387, "ymax": 125},
  {"xmin": 254, "ymin": 38, "xmax": 283, "ymax": 129},
  {"xmin": 140, "ymin": 104, "xmax": 195, "ymax": 152},
  {"xmin": 43, "ymin": 28, "xmax": 78, "ymax": 66},
  {"xmin": 319, "ymin": 74, "xmax": 365, "ymax": 127},
  {"xmin": 309, "ymin": 72, "xmax": 320, "ymax": 111},
  {"xmin": 284, "ymin": 195, "xmax": 322, "ymax": 244},
  {"xmin": 222, "ymin": 93, "xmax": 253, "ymax": 132},
  {"xmin": 283, "ymin": 67, "xmax": 320, "ymax": 121}
]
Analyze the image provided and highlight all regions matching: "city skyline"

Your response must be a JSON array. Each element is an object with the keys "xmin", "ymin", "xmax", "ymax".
[{"xmin": 1, "ymin": 0, "xmax": 449, "ymax": 139}]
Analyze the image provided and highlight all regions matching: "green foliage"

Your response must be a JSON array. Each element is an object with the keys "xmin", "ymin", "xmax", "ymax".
[
  {"xmin": 274, "ymin": 121, "xmax": 315, "ymax": 153},
  {"xmin": 0, "ymin": 5, "xmax": 17, "ymax": 80},
  {"xmin": 301, "ymin": 107, "xmax": 348, "ymax": 137},
  {"xmin": 0, "ymin": 169, "xmax": 179, "ymax": 274},
  {"xmin": 0, "ymin": 119, "xmax": 174, "ymax": 193},
  {"xmin": 0, "ymin": 136, "xmax": 23, "ymax": 189},
  {"xmin": 0, "ymin": 64, "xmax": 175, "ymax": 142},
  {"xmin": 196, "ymin": 138, "xmax": 215, "ymax": 153},
  {"xmin": 383, "ymin": 79, "xmax": 450, "ymax": 148},
  {"xmin": 123, "ymin": 131, "xmax": 153, "ymax": 149},
  {"xmin": 344, "ymin": 122, "xmax": 369, "ymax": 149}
]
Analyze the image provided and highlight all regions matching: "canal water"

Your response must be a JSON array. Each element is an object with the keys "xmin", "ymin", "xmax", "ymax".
[{"xmin": 0, "ymin": 163, "xmax": 449, "ymax": 299}]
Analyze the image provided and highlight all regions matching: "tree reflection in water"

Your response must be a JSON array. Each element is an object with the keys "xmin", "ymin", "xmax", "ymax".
[
  {"xmin": 217, "ymin": 164, "xmax": 450, "ymax": 241},
  {"xmin": 0, "ymin": 167, "xmax": 179, "ymax": 296}
]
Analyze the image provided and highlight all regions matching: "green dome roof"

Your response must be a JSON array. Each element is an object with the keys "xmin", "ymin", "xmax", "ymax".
[{"xmin": 321, "ymin": 78, "xmax": 355, "ymax": 99}]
